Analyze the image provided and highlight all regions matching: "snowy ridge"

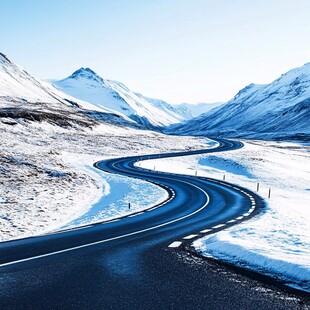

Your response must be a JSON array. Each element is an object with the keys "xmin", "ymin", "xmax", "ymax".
[
  {"xmin": 135, "ymin": 93, "xmax": 192, "ymax": 121},
  {"xmin": 0, "ymin": 52, "xmax": 64, "ymax": 105},
  {"xmin": 171, "ymin": 62, "xmax": 310, "ymax": 138},
  {"xmin": 0, "ymin": 53, "xmax": 118, "ymax": 115},
  {"xmin": 53, "ymin": 68, "xmax": 187, "ymax": 127}
]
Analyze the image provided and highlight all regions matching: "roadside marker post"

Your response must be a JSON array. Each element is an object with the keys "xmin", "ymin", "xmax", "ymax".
[
  {"xmin": 257, "ymin": 183, "xmax": 260, "ymax": 192},
  {"xmin": 268, "ymin": 188, "xmax": 271, "ymax": 199},
  {"xmin": 223, "ymin": 175, "xmax": 225, "ymax": 181},
  {"xmin": 128, "ymin": 203, "xmax": 131, "ymax": 210}
]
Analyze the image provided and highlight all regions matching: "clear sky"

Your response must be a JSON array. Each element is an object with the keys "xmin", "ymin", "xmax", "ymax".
[{"xmin": 1, "ymin": 0, "xmax": 310, "ymax": 104}]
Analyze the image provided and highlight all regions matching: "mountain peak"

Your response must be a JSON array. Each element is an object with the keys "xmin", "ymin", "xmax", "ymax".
[
  {"xmin": 69, "ymin": 67, "xmax": 102, "ymax": 83},
  {"xmin": 73, "ymin": 67, "xmax": 96, "ymax": 75},
  {"xmin": 0, "ymin": 52, "xmax": 12, "ymax": 65},
  {"xmin": 232, "ymin": 83, "xmax": 262, "ymax": 101}
]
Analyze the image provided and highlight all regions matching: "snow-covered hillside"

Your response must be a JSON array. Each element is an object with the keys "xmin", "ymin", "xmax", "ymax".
[
  {"xmin": 0, "ymin": 53, "xmax": 115, "ymax": 114},
  {"xmin": 53, "ymin": 68, "xmax": 187, "ymax": 127},
  {"xmin": 135, "ymin": 93, "xmax": 193, "ymax": 120},
  {"xmin": 0, "ymin": 53, "xmax": 61, "ymax": 105},
  {"xmin": 0, "ymin": 53, "xmax": 142, "ymax": 130},
  {"xmin": 171, "ymin": 62, "xmax": 310, "ymax": 139}
]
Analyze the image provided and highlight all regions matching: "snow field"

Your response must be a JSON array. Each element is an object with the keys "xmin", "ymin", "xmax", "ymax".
[{"xmin": 139, "ymin": 140, "xmax": 310, "ymax": 292}]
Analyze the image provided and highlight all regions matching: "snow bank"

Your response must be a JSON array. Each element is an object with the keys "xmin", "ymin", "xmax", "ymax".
[
  {"xmin": 59, "ymin": 159, "xmax": 168, "ymax": 229},
  {"xmin": 139, "ymin": 140, "xmax": 310, "ymax": 292}
]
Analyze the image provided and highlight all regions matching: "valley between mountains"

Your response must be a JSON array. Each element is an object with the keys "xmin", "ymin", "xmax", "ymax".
[{"xmin": 0, "ymin": 52, "xmax": 309, "ymax": 300}]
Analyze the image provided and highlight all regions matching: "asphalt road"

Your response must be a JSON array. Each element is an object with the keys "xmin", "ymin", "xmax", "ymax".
[{"xmin": 0, "ymin": 138, "xmax": 308, "ymax": 309}]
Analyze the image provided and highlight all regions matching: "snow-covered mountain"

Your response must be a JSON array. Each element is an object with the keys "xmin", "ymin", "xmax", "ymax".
[
  {"xmin": 175, "ymin": 102, "xmax": 224, "ymax": 117},
  {"xmin": 170, "ymin": 62, "xmax": 310, "ymax": 139},
  {"xmin": 0, "ymin": 53, "xmax": 63, "ymax": 105},
  {"xmin": 0, "ymin": 53, "xmax": 110, "ymax": 113},
  {"xmin": 53, "ymin": 68, "xmax": 188, "ymax": 127},
  {"xmin": 0, "ymin": 53, "xmax": 141, "ymax": 129},
  {"xmin": 135, "ymin": 93, "xmax": 193, "ymax": 120}
]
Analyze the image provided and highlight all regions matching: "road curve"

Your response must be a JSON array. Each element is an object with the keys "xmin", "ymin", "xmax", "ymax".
[
  {"xmin": 93, "ymin": 138, "xmax": 261, "ymax": 249},
  {"xmin": 0, "ymin": 138, "xmax": 307, "ymax": 309},
  {"xmin": 0, "ymin": 138, "xmax": 255, "ymax": 266}
]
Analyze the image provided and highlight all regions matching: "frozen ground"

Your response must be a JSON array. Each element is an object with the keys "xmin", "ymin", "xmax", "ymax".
[
  {"xmin": 0, "ymin": 117, "xmax": 209, "ymax": 241},
  {"xmin": 139, "ymin": 140, "xmax": 310, "ymax": 292}
]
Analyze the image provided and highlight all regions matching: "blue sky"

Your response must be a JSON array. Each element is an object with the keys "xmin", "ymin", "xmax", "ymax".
[{"xmin": 1, "ymin": 0, "xmax": 310, "ymax": 104}]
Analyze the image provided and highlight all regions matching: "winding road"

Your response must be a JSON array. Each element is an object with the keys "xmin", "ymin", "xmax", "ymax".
[{"xmin": 0, "ymin": 138, "xmax": 307, "ymax": 309}]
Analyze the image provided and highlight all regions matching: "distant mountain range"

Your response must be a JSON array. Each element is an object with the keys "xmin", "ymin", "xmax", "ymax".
[
  {"xmin": 174, "ymin": 102, "xmax": 224, "ymax": 117},
  {"xmin": 169, "ymin": 62, "xmax": 310, "ymax": 139},
  {"xmin": 0, "ymin": 54, "xmax": 194, "ymax": 129},
  {"xmin": 1, "ymin": 52, "xmax": 309, "ymax": 139}
]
